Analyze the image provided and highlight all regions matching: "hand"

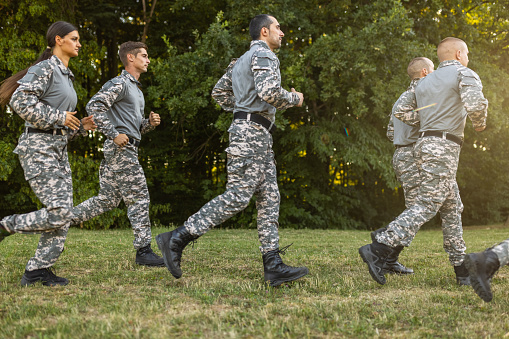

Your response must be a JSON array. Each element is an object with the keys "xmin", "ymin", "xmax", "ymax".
[
  {"xmin": 149, "ymin": 111, "xmax": 160, "ymax": 126},
  {"xmin": 113, "ymin": 134, "xmax": 129, "ymax": 147},
  {"xmin": 81, "ymin": 116, "xmax": 97, "ymax": 131},
  {"xmin": 291, "ymin": 88, "xmax": 304, "ymax": 107},
  {"xmin": 64, "ymin": 111, "xmax": 81, "ymax": 130},
  {"xmin": 475, "ymin": 126, "xmax": 486, "ymax": 132}
]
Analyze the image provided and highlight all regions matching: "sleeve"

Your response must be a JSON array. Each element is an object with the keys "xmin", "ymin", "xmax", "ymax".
[
  {"xmin": 9, "ymin": 64, "xmax": 67, "ymax": 129},
  {"xmin": 86, "ymin": 79, "xmax": 124, "ymax": 140},
  {"xmin": 387, "ymin": 114, "xmax": 394, "ymax": 142},
  {"xmin": 140, "ymin": 118, "xmax": 155, "ymax": 135},
  {"xmin": 67, "ymin": 122, "xmax": 88, "ymax": 141},
  {"xmin": 252, "ymin": 51, "xmax": 300, "ymax": 110},
  {"xmin": 393, "ymin": 89, "xmax": 419, "ymax": 127},
  {"xmin": 211, "ymin": 59, "xmax": 237, "ymax": 111},
  {"xmin": 459, "ymin": 69, "xmax": 488, "ymax": 130}
]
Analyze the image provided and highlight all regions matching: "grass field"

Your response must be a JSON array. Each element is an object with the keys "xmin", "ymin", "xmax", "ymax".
[{"xmin": 1, "ymin": 226, "xmax": 508, "ymax": 338}]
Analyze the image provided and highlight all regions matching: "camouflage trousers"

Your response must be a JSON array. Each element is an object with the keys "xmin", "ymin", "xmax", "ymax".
[
  {"xmin": 71, "ymin": 140, "xmax": 151, "ymax": 249},
  {"xmin": 392, "ymin": 145, "xmax": 420, "ymax": 208},
  {"xmin": 185, "ymin": 120, "xmax": 280, "ymax": 254},
  {"xmin": 491, "ymin": 238, "xmax": 509, "ymax": 267},
  {"xmin": 0, "ymin": 133, "xmax": 73, "ymax": 271},
  {"xmin": 377, "ymin": 136, "xmax": 466, "ymax": 266}
]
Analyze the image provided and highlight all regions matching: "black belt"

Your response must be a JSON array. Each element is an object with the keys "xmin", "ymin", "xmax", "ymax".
[
  {"xmin": 26, "ymin": 127, "xmax": 66, "ymax": 136},
  {"xmin": 419, "ymin": 131, "xmax": 463, "ymax": 147},
  {"xmin": 128, "ymin": 136, "xmax": 140, "ymax": 147},
  {"xmin": 395, "ymin": 143, "xmax": 415, "ymax": 149},
  {"xmin": 233, "ymin": 111, "xmax": 276, "ymax": 134}
]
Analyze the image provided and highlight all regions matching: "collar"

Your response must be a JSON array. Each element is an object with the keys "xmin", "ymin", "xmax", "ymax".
[
  {"xmin": 50, "ymin": 55, "xmax": 75, "ymax": 81},
  {"xmin": 121, "ymin": 69, "xmax": 142, "ymax": 86},
  {"xmin": 438, "ymin": 60, "xmax": 463, "ymax": 68},
  {"xmin": 250, "ymin": 40, "xmax": 271, "ymax": 51},
  {"xmin": 408, "ymin": 78, "xmax": 420, "ymax": 90}
]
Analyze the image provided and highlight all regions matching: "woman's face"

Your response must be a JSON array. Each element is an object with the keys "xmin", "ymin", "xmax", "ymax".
[{"xmin": 58, "ymin": 30, "xmax": 81, "ymax": 58}]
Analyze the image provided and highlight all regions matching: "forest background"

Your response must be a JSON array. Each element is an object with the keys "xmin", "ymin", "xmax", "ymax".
[{"xmin": 1, "ymin": 0, "xmax": 508, "ymax": 231}]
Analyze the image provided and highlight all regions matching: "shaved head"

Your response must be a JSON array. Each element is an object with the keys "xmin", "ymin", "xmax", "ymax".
[
  {"xmin": 407, "ymin": 57, "xmax": 434, "ymax": 79},
  {"xmin": 437, "ymin": 37, "xmax": 469, "ymax": 65}
]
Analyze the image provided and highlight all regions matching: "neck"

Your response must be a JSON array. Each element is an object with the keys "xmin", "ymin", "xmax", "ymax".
[
  {"xmin": 52, "ymin": 52, "xmax": 70, "ymax": 67},
  {"xmin": 125, "ymin": 66, "xmax": 141, "ymax": 80}
]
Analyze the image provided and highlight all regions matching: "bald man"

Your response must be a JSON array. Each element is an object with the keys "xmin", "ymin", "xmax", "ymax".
[
  {"xmin": 371, "ymin": 57, "xmax": 434, "ymax": 276},
  {"xmin": 359, "ymin": 37, "xmax": 488, "ymax": 286}
]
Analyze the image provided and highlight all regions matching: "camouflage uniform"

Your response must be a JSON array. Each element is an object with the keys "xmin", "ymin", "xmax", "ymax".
[
  {"xmin": 376, "ymin": 60, "xmax": 488, "ymax": 266},
  {"xmin": 184, "ymin": 40, "xmax": 300, "ymax": 254},
  {"xmin": 388, "ymin": 78, "xmax": 421, "ymax": 208},
  {"xmin": 71, "ymin": 70, "xmax": 155, "ymax": 249},
  {"xmin": 1, "ymin": 55, "xmax": 86, "ymax": 271},
  {"xmin": 490, "ymin": 239, "xmax": 509, "ymax": 267}
]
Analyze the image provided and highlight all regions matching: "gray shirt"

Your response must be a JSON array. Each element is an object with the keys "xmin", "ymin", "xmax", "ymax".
[
  {"xmin": 394, "ymin": 60, "xmax": 488, "ymax": 137},
  {"xmin": 12, "ymin": 55, "xmax": 77, "ymax": 130},
  {"xmin": 388, "ymin": 78, "xmax": 420, "ymax": 146},
  {"xmin": 86, "ymin": 70, "xmax": 153, "ymax": 141},
  {"xmin": 212, "ymin": 40, "xmax": 300, "ymax": 123}
]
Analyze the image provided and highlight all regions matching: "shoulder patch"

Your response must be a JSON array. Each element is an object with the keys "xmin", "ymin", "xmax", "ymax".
[
  {"xmin": 458, "ymin": 66, "xmax": 480, "ymax": 80},
  {"xmin": 255, "ymin": 49, "xmax": 277, "ymax": 60}
]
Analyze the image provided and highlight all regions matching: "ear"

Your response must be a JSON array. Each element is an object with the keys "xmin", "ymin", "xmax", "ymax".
[
  {"xmin": 455, "ymin": 49, "xmax": 462, "ymax": 61},
  {"xmin": 261, "ymin": 26, "xmax": 269, "ymax": 37},
  {"xmin": 55, "ymin": 35, "xmax": 63, "ymax": 46},
  {"xmin": 127, "ymin": 53, "xmax": 135, "ymax": 63}
]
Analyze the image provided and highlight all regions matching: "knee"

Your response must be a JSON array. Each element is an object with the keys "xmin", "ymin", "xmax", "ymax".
[{"xmin": 48, "ymin": 206, "xmax": 72, "ymax": 228}]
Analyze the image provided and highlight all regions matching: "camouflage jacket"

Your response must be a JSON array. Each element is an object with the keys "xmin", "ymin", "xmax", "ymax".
[
  {"xmin": 212, "ymin": 40, "xmax": 300, "ymax": 122},
  {"xmin": 394, "ymin": 60, "xmax": 488, "ymax": 133},
  {"xmin": 86, "ymin": 70, "xmax": 154, "ymax": 141},
  {"xmin": 10, "ymin": 55, "xmax": 85, "ymax": 140}
]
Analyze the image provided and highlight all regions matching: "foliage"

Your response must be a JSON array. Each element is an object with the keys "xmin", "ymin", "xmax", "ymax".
[{"xmin": 1, "ymin": 0, "xmax": 509, "ymax": 229}]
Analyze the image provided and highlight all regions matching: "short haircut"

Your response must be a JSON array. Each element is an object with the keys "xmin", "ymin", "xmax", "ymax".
[
  {"xmin": 407, "ymin": 57, "xmax": 433, "ymax": 79},
  {"xmin": 119, "ymin": 41, "xmax": 148, "ymax": 66},
  {"xmin": 437, "ymin": 37, "xmax": 467, "ymax": 62},
  {"xmin": 249, "ymin": 14, "xmax": 274, "ymax": 40}
]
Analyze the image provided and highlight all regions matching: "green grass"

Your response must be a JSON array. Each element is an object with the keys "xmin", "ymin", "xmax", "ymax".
[{"xmin": 1, "ymin": 226, "xmax": 508, "ymax": 338}]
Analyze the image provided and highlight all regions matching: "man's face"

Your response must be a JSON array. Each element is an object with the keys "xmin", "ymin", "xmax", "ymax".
[
  {"xmin": 266, "ymin": 17, "xmax": 284, "ymax": 50},
  {"xmin": 132, "ymin": 48, "xmax": 150, "ymax": 73}
]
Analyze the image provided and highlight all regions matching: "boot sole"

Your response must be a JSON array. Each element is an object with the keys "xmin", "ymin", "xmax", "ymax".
[
  {"xmin": 359, "ymin": 245, "xmax": 386, "ymax": 285},
  {"xmin": 266, "ymin": 268, "xmax": 310, "ymax": 287},
  {"xmin": 135, "ymin": 260, "xmax": 166, "ymax": 267},
  {"xmin": 155, "ymin": 233, "xmax": 182, "ymax": 279},
  {"xmin": 20, "ymin": 276, "xmax": 69, "ymax": 287},
  {"xmin": 464, "ymin": 254, "xmax": 493, "ymax": 302}
]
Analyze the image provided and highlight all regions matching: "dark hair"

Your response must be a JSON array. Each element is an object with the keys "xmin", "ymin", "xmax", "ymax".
[
  {"xmin": 249, "ymin": 14, "xmax": 274, "ymax": 40},
  {"xmin": 0, "ymin": 21, "xmax": 78, "ymax": 107},
  {"xmin": 119, "ymin": 41, "xmax": 148, "ymax": 66}
]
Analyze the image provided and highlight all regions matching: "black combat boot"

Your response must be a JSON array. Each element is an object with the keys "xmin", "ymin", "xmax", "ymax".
[
  {"xmin": 262, "ymin": 245, "xmax": 309, "ymax": 287},
  {"xmin": 454, "ymin": 261, "xmax": 471, "ymax": 286},
  {"xmin": 371, "ymin": 228, "xmax": 413, "ymax": 275},
  {"xmin": 0, "ymin": 223, "xmax": 12, "ymax": 244},
  {"xmin": 20, "ymin": 267, "xmax": 69, "ymax": 287},
  {"xmin": 464, "ymin": 249, "xmax": 500, "ymax": 302},
  {"xmin": 135, "ymin": 244, "xmax": 165, "ymax": 267},
  {"xmin": 359, "ymin": 240, "xmax": 393, "ymax": 285},
  {"xmin": 155, "ymin": 226, "xmax": 199, "ymax": 279}
]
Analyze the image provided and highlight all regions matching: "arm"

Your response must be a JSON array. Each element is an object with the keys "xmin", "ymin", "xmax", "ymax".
[
  {"xmin": 85, "ymin": 79, "xmax": 124, "ymax": 140},
  {"xmin": 140, "ymin": 111, "xmax": 159, "ymax": 135},
  {"xmin": 459, "ymin": 69, "xmax": 488, "ymax": 131},
  {"xmin": 10, "ymin": 65, "xmax": 67, "ymax": 129},
  {"xmin": 252, "ymin": 52, "xmax": 300, "ymax": 110},
  {"xmin": 387, "ymin": 115, "xmax": 394, "ymax": 142},
  {"xmin": 393, "ymin": 89, "xmax": 419, "ymax": 127},
  {"xmin": 211, "ymin": 59, "xmax": 237, "ymax": 111}
]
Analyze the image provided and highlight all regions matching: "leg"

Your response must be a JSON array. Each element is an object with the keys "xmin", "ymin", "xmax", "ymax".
[
  {"xmin": 71, "ymin": 160, "xmax": 122, "ymax": 224},
  {"xmin": 439, "ymin": 180, "xmax": 466, "ymax": 266},
  {"xmin": 157, "ymin": 154, "xmax": 260, "ymax": 278}
]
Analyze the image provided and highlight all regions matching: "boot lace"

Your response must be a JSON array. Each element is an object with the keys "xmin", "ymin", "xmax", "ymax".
[{"xmin": 277, "ymin": 243, "xmax": 293, "ymax": 256}]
